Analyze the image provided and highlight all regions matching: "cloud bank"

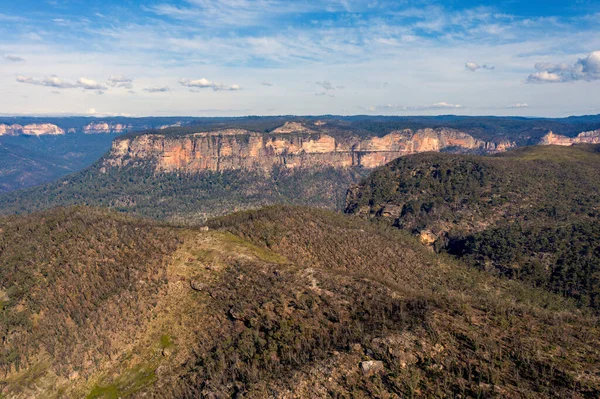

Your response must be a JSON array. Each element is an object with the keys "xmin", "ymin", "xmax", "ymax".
[
  {"xmin": 16, "ymin": 75, "xmax": 107, "ymax": 91},
  {"xmin": 527, "ymin": 51, "xmax": 600, "ymax": 83}
]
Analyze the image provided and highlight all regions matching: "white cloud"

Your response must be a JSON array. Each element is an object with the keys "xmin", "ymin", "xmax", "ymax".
[
  {"xmin": 527, "ymin": 51, "xmax": 600, "ymax": 83},
  {"xmin": 107, "ymin": 75, "xmax": 133, "ymax": 89},
  {"xmin": 509, "ymin": 103, "xmax": 529, "ymax": 108},
  {"xmin": 17, "ymin": 75, "xmax": 107, "ymax": 90},
  {"xmin": 77, "ymin": 78, "xmax": 107, "ymax": 90},
  {"xmin": 430, "ymin": 102, "xmax": 463, "ymax": 109},
  {"xmin": 465, "ymin": 61, "xmax": 495, "ymax": 71},
  {"xmin": 179, "ymin": 78, "xmax": 241, "ymax": 91},
  {"xmin": 17, "ymin": 75, "xmax": 77, "ymax": 89}
]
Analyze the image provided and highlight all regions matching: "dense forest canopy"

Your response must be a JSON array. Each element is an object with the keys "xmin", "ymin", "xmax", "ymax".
[{"xmin": 346, "ymin": 144, "xmax": 600, "ymax": 311}]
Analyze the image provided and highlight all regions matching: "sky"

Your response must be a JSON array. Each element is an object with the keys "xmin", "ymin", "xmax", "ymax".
[{"xmin": 0, "ymin": 0, "xmax": 599, "ymax": 117}]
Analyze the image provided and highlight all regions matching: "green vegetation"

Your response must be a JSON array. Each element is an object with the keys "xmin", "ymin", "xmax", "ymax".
[
  {"xmin": 0, "ymin": 161, "xmax": 366, "ymax": 222},
  {"xmin": 0, "ymin": 134, "xmax": 116, "ymax": 193},
  {"xmin": 86, "ymin": 363, "xmax": 157, "ymax": 399},
  {"xmin": 1, "ymin": 205, "xmax": 600, "ymax": 398},
  {"xmin": 346, "ymin": 144, "xmax": 600, "ymax": 311},
  {"xmin": 0, "ymin": 207, "xmax": 179, "ymax": 379},
  {"xmin": 198, "ymin": 206, "xmax": 600, "ymax": 398}
]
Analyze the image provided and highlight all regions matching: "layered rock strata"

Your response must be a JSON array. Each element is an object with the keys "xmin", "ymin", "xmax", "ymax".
[{"xmin": 104, "ymin": 126, "xmax": 516, "ymax": 173}]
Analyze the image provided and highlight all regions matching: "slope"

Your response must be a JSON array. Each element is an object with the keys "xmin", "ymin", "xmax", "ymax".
[
  {"xmin": 0, "ymin": 135, "xmax": 117, "ymax": 193},
  {"xmin": 345, "ymin": 144, "xmax": 600, "ymax": 310},
  {"xmin": 3, "ymin": 206, "xmax": 599, "ymax": 398}
]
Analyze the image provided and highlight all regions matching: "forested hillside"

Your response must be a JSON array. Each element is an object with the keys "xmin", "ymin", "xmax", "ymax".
[
  {"xmin": 1, "ymin": 206, "xmax": 599, "ymax": 398},
  {"xmin": 346, "ymin": 144, "xmax": 600, "ymax": 310},
  {"xmin": 0, "ymin": 161, "xmax": 366, "ymax": 222}
]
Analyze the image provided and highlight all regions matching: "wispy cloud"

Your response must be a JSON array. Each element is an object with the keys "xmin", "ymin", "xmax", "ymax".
[
  {"xmin": 0, "ymin": 13, "xmax": 23, "ymax": 22},
  {"xmin": 2, "ymin": 2, "xmax": 600, "ymax": 116},
  {"xmin": 3, "ymin": 55, "xmax": 25, "ymax": 62},
  {"xmin": 107, "ymin": 75, "xmax": 133, "ymax": 89},
  {"xmin": 365, "ymin": 102, "xmax": 463, "ymax": 112},
  {"xmin": 143, "ymin": 86, "xmax": 170, "ymax": 93},
  {"xmin": 77, "ymin": 78, "xmax": 107, "ymax": 90},
  {"xmin": 508, "ymin": 103, "xmax": 529, "ymax": 108},
  {"xmin": 17, "ymin": 75, "xmax": 78, "ymax": 89},
  {"xmin": 16, "ymin": 75, "xmax": 107, "ymax": 90},
  {"xmin": 180, "ymin": 78, "xmax": 241, "ymax": 91}
]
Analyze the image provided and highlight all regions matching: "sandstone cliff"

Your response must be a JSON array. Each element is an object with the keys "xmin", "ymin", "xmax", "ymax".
[
  {"xmin": 540, "ymin": 130, "xmax": 600, "ymax": 146},
  {"xmin": 103, "ymin": 125, "xmax": 516, "ymax": 173},
  {"xmin": 0, "ymin": 123, "xmax": 64, "ymax": 136},
  {"xmin": 83, "ymin": 122, "xmax": 132, "ymax": 134}
]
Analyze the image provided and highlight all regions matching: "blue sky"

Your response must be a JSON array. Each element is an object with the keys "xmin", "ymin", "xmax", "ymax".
[{"xmin": 1, "ymin": 0, "xmax": 599, "ymax": 117}]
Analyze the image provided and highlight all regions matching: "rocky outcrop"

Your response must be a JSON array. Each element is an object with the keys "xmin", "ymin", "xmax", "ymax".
[
  {"xmin": 0, "ymin": 123, "xmax": 64, "ymax": 136},
  {"xmin": 271, "ymin": 121, "xmax": 316, "ymax": 134},
  {"xmin": 103, "ymin": 124, "xmax": 515, "ymax": 174},
  {"xmin": 83, "ymin": 122, "xmax": 132, "ymax": 134},
  {"xmin": 540, "ymin": 130, "xmax": 600, "ymax": 146}
]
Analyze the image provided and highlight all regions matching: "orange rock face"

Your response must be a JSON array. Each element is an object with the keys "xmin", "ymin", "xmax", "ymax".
[
  {"xmin": 540, "ymin": 130, "xmax": 600, "ymax": 146},
  {"xmin": 104, "ymin": 127, "xmax": 516, "ymax": 173}
]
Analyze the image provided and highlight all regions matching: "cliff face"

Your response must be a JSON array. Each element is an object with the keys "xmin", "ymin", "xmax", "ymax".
[
  {"xmin": 0, "ymin": 123, "xmax": 64, "ymax": 136},
  {"xmin": 83, "ymin": 122, "xmax": 132, "ymax": 134},
  {"xmin": 103, "ymin": 126, "xmax": 515, "ymax": 173},
  {"xmin": 540, "ymin": 130, "xmax": 600, "ymax": 146}
]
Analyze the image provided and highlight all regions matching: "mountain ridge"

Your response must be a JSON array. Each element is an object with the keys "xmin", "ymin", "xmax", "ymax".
[{"xmin": 1, "ymin": 205, "xmax": 599, "ymax": 398}]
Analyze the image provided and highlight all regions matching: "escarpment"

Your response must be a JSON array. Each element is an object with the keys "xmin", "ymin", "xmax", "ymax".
[
  {"xmin": 104, "ymin": 125, "xmax": 515, "ymax": 173},
  {"xmin": 540, "ymin": 130, "xmax": 600, "ymax": 146},
  {"xmin": 0, "ymin": 123, "xmax": 64, "ymax": 136}
]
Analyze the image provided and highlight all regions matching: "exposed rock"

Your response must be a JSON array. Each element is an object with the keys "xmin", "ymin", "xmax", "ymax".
[
  {"xmin": 378, "ymin": 204, "xmax": 403, "ymax": 218},
  {"xmin": 359, "ymin": 360, "xmax": 384, "ymax": 375},
  {"xmin": 103, "ymin": 126, "xmax": 515, "ymax": 174},
  {"xmin": 271, "ymin": 121, "xmax": 316, "ymax": 134},
  {"xmin": 0, "ymin": 123, "xmax": 64, "ymax": 136},
  {"xmin": 228, "ymin": 307, "xmax": 242, "ymax": 320},
  {"xmin": 190, "ymin": 280, "xmax": 206, "ymax": 291},
  {"xmin": 540, "ymin": 130, "xmax": 600, "ymax": 146},
  {"xmin": 84, "ymin": 122, "xmax": 132, "ymax": 134},
  {"xmin": 419, "ymin": 230, "xmax": 437, "ymax": 246}
]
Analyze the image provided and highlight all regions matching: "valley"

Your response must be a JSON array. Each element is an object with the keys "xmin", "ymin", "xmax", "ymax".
[
  {"xmin": 2, "ymin": 117, "xmax": 600, "ymax": 222},
  {"xmin": 1, "ymin": 117, "xmax": 600, "ymax": 398},
  {"xmin": 4, "ymin": 1, "xmax": 600, "ymax": 397}
]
